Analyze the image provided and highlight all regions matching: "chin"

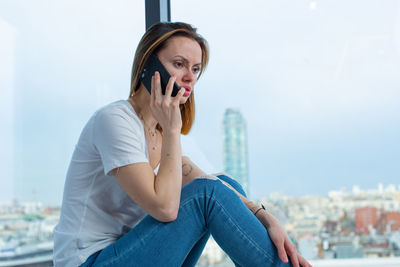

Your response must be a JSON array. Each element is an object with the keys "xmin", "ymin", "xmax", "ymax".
[{"xmin": 179, "ymin": 96, "xmax": 190, "ymax": 105}]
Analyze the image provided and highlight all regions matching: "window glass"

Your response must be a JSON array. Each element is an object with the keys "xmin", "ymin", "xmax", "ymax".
[
  {"xmin": 1, "ymin": 0, "xmax": 399, "ymax": 265},
  {"xmin": 1, "ymin": 1, "xmax": 145, "ymax": 204},
  {"xmin": 172, "ymin": 0, "xmax": 400, "ymax": 264},
  {"xmin": 0, "ymin": 1, "xmax": 144, "ymax": 263}
]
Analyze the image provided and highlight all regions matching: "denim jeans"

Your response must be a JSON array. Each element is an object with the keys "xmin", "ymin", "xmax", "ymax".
[{"xmin": 81, "ymin": 174, "xmax": 292, "ymax": 267}]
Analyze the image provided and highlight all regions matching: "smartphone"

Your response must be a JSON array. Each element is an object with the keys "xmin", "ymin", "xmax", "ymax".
[{"xmin": 140, "ymin": 53, "xmax": 181, "ymax": 97}]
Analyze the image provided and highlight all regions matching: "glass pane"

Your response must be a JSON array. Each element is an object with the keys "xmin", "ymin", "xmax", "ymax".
[
  {"xmin": 1, "ymin": 0, "xmax": 399, "ymax": 266},
  {"xmin": 0, "ymin": 0, "xmax": 145, "ymax": 264},
  {"xmin": 1, "ymin": 1, "xmax": 145, "ymax": 204},
  {"xmin": 171, "ymin": 0, "xmax": 400, "ymax": 265}
]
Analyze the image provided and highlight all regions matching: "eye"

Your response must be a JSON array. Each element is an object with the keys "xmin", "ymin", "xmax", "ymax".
[
  {"xmin": 174, "ymin": 61, "xmax": 184, "ymax": 68},
  {"xmin": 193, "ymin": 67, "xmax": 201, "ymax": 74}
]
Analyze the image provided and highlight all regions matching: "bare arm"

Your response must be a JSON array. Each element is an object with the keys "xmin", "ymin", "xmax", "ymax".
[
  {"xmin": 181, "ymin": 156, "xmax": 207, "ymax": 186},
  {"xmin": 113, "ymin": 74, "xmax": 186, "ymax": 223},
  {"xmin": 114, "ymin": 131, "xmax": 182, "ymax": 223}
]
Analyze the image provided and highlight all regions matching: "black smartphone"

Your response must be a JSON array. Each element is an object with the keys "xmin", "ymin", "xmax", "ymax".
[{"xmin": 140, "ymin": 53, "xmax": 181, "ymax": 97}]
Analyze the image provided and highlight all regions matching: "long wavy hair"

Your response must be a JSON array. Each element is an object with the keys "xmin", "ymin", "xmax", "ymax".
[{"xmin": 129, "ymin": 22, "xmax": 209, "ymax": 135}]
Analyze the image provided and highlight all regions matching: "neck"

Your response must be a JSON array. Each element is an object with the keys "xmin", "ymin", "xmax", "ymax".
[{"xmin": 129, "ymin": 86, "xmax": 158, "ymax": 130}]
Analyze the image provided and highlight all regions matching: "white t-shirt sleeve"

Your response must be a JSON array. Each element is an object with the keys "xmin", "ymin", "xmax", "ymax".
[{"xmin": 93, "ymin": 108, "xmax": 148, "ymax": 176}]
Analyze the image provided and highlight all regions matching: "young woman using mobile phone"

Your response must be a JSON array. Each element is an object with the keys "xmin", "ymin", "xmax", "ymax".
[{"xmin": 53, "ymin": 22, "xmax": 311, "ymax": 267}]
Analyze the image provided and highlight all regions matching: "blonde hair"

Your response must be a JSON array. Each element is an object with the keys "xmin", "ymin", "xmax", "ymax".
[{"xmin": 129, "ymin": 22, "xmax": 209, "ymax": 135}]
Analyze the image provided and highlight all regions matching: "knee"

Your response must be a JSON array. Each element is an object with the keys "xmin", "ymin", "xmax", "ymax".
[
  {"xmin": 214, "ymin": 173, "xmax": 247, "ymax": 197},
  {"xmin": 181, "ymin": 178, "xmax": 227, "ymax": 200},
  {"xmin": 185, "ymin": 177, "xmax": 221, "ymax": 189},
  {"xmin": 181, "ymin": 178, "xmax": 244, "ymax": 216}
]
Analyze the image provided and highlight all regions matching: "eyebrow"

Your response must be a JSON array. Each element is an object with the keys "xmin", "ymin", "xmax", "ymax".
[{"xmin": 173, "ymin": 55, "xmax": 202, "ymax": 66}]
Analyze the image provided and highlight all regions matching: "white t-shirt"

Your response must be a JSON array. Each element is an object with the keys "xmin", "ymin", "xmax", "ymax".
[{"xmin": 53, "ymin": 100, "xmax": 154, "ymax": 266}]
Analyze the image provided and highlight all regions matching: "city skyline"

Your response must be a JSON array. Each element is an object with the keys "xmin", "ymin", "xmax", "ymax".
[
  {"xmin": 2, "ymin": 179, "xmax": 400, "ymax": 264},
  {"xmin": 0, "ymin": 1, "xmax": 399, "ymax": 205}
]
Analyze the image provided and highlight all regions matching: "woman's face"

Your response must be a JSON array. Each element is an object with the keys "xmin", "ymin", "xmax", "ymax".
[{"xmin": 157, "ymin": 36, "xmax": 202, "ymax": 104}]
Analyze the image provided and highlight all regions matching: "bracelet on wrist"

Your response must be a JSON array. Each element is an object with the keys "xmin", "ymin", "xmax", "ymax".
[{"xmin": 253, "ymin": 203, "xmax": 266, "ymax": 216}]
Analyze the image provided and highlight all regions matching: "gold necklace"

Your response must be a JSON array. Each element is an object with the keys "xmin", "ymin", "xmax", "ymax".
[
  {"xmin": 137, "ymin": 109, "xmax": 158, "ymax": 151},
  {"xmin": 138, "ymin": 110, "xmax": 157, "ymax": 137},
  {"xmin": 129, "ymin": 98, "xmax": 159, "ymax": 150}
]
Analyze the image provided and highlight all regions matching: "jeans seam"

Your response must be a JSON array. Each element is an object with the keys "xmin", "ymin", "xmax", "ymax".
[
  {"xmin": 210, "ymin": 196, "xmax": 274, "ymax": 264},
  {"xmin": 96, "ymin": 179, "xmax": 273, "ymax": 266},
  {"xmin": 96, "ymin": 221, "xmax": 162, "ymax": 267},
  {"xmin": 184, "ymin": 179, "xmax": 273, "ymax": 264},
  {"xmin": 97, "ymin": 193, "xmax": 208, "ymax": 266}
]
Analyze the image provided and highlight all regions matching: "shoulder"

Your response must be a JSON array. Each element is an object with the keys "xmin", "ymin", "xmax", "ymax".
[
  {"xmin": 96, "ymin": 100, "xmax": 138, "ymax": 119},
  {"xmin": 94, "ymin": 100, "xmax": 142, "ymax": 129}
]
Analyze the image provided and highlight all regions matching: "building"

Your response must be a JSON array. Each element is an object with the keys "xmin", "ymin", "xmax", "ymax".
[
  {"xmin": 222, "ymin": 108, "xmax": 249, "ymax": 195},
  {"xmin": 355, "ymin": 207, "xmax": 378, "ymax": 234},
  {"xmin": 379, "ymin": 211, "xmax": 400, "ymax": 234}
]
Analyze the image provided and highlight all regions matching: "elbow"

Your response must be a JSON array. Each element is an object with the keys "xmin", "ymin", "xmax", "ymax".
[
  {"xmin": 160, "ymin": 212, "xmax": 178, "ymax": 223},
  {"xmin": 157, "ymin": 205, "xmax": 178, "ymax": 222}
]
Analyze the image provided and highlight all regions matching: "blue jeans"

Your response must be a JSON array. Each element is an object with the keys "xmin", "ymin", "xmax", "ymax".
[{"xmin": 81, "ymin": 174, "xmax": 292, "ymax": 267}]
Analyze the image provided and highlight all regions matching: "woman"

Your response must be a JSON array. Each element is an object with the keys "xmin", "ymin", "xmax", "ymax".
[{"xmin": 54, "ymin": 22, "xmax": 311, "ymax": 267}]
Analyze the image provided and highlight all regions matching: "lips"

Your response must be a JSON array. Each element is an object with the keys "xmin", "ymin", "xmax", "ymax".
[{"xmin": 182, "ymin": 86, "xmax": 192, "ymax": 96}]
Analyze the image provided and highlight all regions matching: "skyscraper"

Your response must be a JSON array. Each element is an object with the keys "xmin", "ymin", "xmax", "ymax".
[{"xmin": 222, "ymin": 108, "xmax": 249, "ymax": 195}]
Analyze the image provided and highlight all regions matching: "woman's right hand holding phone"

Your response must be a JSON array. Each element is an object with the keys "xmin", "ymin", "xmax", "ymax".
[
  {"xmin": 116, "ymin": 72, "xmax": 186, "ymax": 223},
  {"xmin": 148, "ymin": 71, "xmax": 185, "ymax": 221},
  {"xmin": 150, "ymin": 71, "xmax": 185, "ymax": 134}
]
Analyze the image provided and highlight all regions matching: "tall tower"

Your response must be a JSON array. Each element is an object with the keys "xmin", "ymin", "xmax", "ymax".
[{"xmin": 222, "ymin": 108, "xmax": 249, "ymax": 195}]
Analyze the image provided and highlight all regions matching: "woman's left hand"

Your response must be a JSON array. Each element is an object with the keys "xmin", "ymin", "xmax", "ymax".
[{"xmin": 256, "ymin": 211, "xmax": 312, "ymax": 267}]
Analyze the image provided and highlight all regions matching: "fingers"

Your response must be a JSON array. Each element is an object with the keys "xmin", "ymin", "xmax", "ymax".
[
  {"xmin": 153, "ymin": 72, "xmax": 162, "ymax": 104},
  {"xmin": 172, "ymin": 88, "xmax": 185, "ymax": 106},
  {"xmin": 279, "ymin": 239, "xmax": 310, "ymax": 267},
  {"xmin": 153, "ymin": 72, "xmax": 184, "ymax": 105},
  {"xmin": 298, "ymin": 254, "xmax": 312, "ymax": 267},
  {"xmin": 271, "ymin": 228, "xmax": 311, "ymax": 267},
  {"xmin": 150, "ymin": 73, "xmax": 155, "ymax": 108},
  {"xmin": 164, "ymin": 75, "xmax": 176, "ymax": 100},
  {"xmin": 276, "ymin": 241, "xmax": 289, "ymax": 265},
  {"xmin": 165, "ymin": 76, "xmax": 185, "ymax": 106},
  {"xmin": 287, "ymin": 246, "xmax": 299, "ymax": 267}
]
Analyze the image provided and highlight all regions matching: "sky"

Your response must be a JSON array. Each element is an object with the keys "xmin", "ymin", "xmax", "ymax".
[{"xmin": 0, "ymin": 0, "xmax": 399, "ymax": 205}]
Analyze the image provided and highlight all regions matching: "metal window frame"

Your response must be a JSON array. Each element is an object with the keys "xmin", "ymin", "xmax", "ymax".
[{"xmin": 145, "ymin": 0, "xmax": 171, "ymax": 30}]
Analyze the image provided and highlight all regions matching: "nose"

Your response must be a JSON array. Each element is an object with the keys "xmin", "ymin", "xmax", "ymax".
[{"xmin": 182, "ymin": 67, "xmax": 196, "ymax": 83}]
